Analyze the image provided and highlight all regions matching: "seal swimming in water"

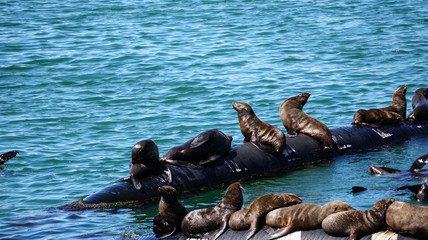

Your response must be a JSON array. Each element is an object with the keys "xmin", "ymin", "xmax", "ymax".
[
  {"xmin": 181, "ymin": 182, "xmax": 243, "ymax": 240},
  {"xmin": 160, "ymin": 129, "xmax": 233, "ymax": 166},
  {"xmin": 386, "ymin": 201, "xmax": 428, "ymax": 239},
  {"xmin": 0, "ymin": 151, "xmax": 19, "ymax": 165},
  {"xmin": 352, "ymin": 86, "xmax": 407, "ymax": 127},
  {"xmin": 409, "ymin": 87, "xmax": 428, "ymax": 122},
  {"xmin": 367, "ymin": 153, "xmax": 428, "ymax": 175},
  {"xmin": 322, "ymin": 198, "xmax": 395, "ymax": 240},
  {"xmin": 228, "ymin": 193, "xmax": 302, "ymax": 240},
  {"xmin": 279, "ymin": 93, "xmax": 334, "ymax": 154},
  {"xmin": 122, "ymin": 140, "xmax": 165, "ymax": 190},
  {"xmin": 232, "ymin": 102, "xmax": 286, "ymax": 153},
  {"xmin": 153, "ymin": 186, "xmax": 188, "ymax": 239},
  {"xmin": 265, "ymin": 200, "xmax": 355, "ymax": 239},
  {"xmin": 416, "ymin": 183, "xmax": 428, "ymax": 203}
]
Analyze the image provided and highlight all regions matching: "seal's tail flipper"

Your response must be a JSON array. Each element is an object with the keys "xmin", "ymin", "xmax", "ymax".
[
  {"xmin": 266, "ymin": 225, "xmax": 293, "ymax": 240},
  {"xmin": 409, "ymin": 154, "xmax": 428, "ymax": 173},
  {"xmin": 352, "ymin": 186, "xmax": 368, "ymax": 193},
  {"xmin": 0, "ymin": 150, "xmax": 19, "ymax": 165}
]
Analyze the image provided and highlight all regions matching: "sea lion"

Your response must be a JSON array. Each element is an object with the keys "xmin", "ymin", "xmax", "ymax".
[
  {"xmin": 0, "ymin": 151, "xmax": 19, "ymax": 165},
  {"xmin": 181, "ymin": 182, "xmax": 243, "ymax": 240},
  {"xmin": 265, "ymin": 200, "xmax": 355, "ymax": 239},
  {"xmin": 232, "ymin": 102, "xmax": 286, "ymax": 153},
  {"xmin": 228, "ymin": 193, "xmax": 302, "ymax": 240},
  {"xmin": 160, "ymin": 129, "xmax": 233, "ymax": 166},
  {"xmin": 127, "ymin": 140, "xmax": 165, "ymax": 190},
  {"xmin": 386, "ymin": 201, "xmax": 428, "ymax": 239},
  {"xmin": 279, "ymin": 93, "xmax": 334, "ymax": 153},
  {"xmin": 153, "ymin": 186, "xmax": 188, "ymax": 239},
  {"xmin": 367, "ymin": 153, "xmax": 428, "ymax": 175},
  {"xmin": 416, "ymin": 183, "xmax": 428, "ymax": 203},
  {"xmin": 379, "ymin": 85, "xmax": 407, "ymax": 118},
  {"xmin": 321, "ymin": 198, "xmax": 395, "ymax": 240},
  {"xmin": 409, "ymin": 88, "xmax": 428, "ymax": 122}
]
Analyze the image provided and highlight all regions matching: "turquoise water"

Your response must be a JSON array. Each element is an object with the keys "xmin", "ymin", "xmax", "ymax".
[{"xmin": 1, "ymin": 0, "xmax": 427, "ymax": 239}]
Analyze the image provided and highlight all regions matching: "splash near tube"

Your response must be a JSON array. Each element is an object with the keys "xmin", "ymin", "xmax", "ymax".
[{"xmin": 65, "ymin": 122, "xmax": 428, "ymax": 210}]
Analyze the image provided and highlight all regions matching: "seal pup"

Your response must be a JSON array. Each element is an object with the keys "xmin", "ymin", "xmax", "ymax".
[
  {"xmin": 379, "ymin": 85, "xmax": 407, "ymax": 118},
  {"xmin": 153, "ymin": 186, "xmax": 188, "ymax": 239},
  {"xmin": 409, "ymin": 87, "xmax": 428, "ymax": 122},
  {"xmin": 181, "ymin": 182, "xmax": 243, "ymax": 240},
  {"xmin": 322, "ymin": 198, "xmax": 395, "ymax": 240},
  {"xmin": 0, "ymin": 151, "xmax": 19, "ymax": 165},
  {"xmin": 228, "ymin": 193, "xmax": 302, "ymax": 240},
  {"xmin": 160, "ymin": 129, "xmax": 233, "ymax": 166},
  {"xmin": 265, "ymin": 200, "xmax": 355, "ymax": 239},
  {"xmin": 232, "ymin": 102, "xmax": 286, "ymax": 153},
  {"xmin": 386, "ymin": 201, "xmax": 428, "ymax": 239},
  {"xmin": 124, "ymin": 140, "xmax": 165, "ymax": 190},
  {"xmin": 279, "ymin": 93, "xmax": 334, "ymax": 154}
]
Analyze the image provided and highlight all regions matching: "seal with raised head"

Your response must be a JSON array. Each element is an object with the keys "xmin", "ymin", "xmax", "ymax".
[
  {"xmin": 279, "ymin": 93, "xmax": 334, "ymax": 152},
  {"xmin": 228, "ymin": 193, "xmax": 302, "ymax": 240},
  {"xmin": 265, "ymin": 200, "xmax": 355, "ymax": 239},
  {"xmin": 322, "ymin": 198, "xmax": 395, "ymax": 240},
  {"xmin": 379, "ymin": 85, "xmax": 407, "ymax": 118},
  {"xmin": 232, "ymin": 102, "xmax": 286, "ymax": 153},
  {"xmin": 153, "ymin": 186, "xmax": 188, "ymax": 239},
  {"xmin": 181, "ymin": 182, "xmax": 243, "ymax": 240},
  {"xmin": 0, "ymin": 151, "xmax": 19, "ymax": 165},
  {"xmin": 126, "ymin": 140, "xmax": 165, "ymax": 190},
  {"xmin": 409, "ymin": 87, "xmax": 428, "ymax": 122},
  {"xmin": 386, "ymin": 201, "xmax": 428, "ymax": 239},
  {"xmin": 160, "ymin": 129, "xmax": 233, "ymax": 166}
]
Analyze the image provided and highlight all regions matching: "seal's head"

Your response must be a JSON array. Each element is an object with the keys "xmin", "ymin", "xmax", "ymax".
[
  {"xmin": 159, "ymin": 185, "xmax": 178, "ymax": 202},
  {"xmin": 131, "ymin": 139, "xmax": 159, "ymax": 165},
  {"xmin": 232, "ymin": 102, "xmax": 255, "ymax": 115}
]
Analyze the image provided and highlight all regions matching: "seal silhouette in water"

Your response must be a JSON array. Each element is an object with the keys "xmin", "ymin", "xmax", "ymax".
[
  {"xmin": 0, "ymin": 151, "xmax": 19, "ymax": 165},
  {"xmin": 409, "ymin": 87, "xmax": 428, "ymax": 122},
  {"xmin": 181, "ymin": 182, "xmax": 243, "ymax": 240},
  {"xmin": 265, "ymin": 200, "xmax": 355, "ymax": 239},
  {"xmin": 160, "ymin": 129, "xmax": 233, "ymax": 166},
  {"xmin": 322, "ymin": 198, "xmax": 395, "ymax": 240},
  {"xmin": 386, "ymin": 201, "xmax": 428, "ymax": 239},
  {"xmin": 352, "ymin": 86, "xmax": 407, "ymax": 127},
  {"xmin": 232, "ymin": 102, "xmax": 286, "ymax": 153},
  {"xmin": 228, "ymin": 193, "xmax": 302, "ymax": 240},
  {"xmin": 153, "ymin": 186, "xmax": 188, "ymax": 239},
  {"xmin": 279, "ymin": 93, "xmax": 334, "ymax": 155},
  {"xmin": 368, "ymin": 153, "xmax": 428, "ymax": 175}
]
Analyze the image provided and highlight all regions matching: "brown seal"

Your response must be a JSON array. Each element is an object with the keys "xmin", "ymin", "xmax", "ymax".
[
  {"xmin": 181, "ymin": 182, "xmax": 243, "ymax": 240},
  {"xmin": 386, "ymin": 201, "xmax": 428, "ymax": 239},
  {"xmin": 409, "ymin": 87, "xmax": 428, "ymax": 122},
  {"xmin": 321, "ymin": 198, "xmax": 395, "ymax": 240},
  {"xmin": 265, "ymin": 200, "xmax": 355, "ymax": 239},
  {"xmin": 228, "ymin": 193, "xmax": 302, "ymax": 240},
  {"xmin": 160, "ymin": 129, "xmax": 233, "ymax": 166},
  {"xmin": 232, "ymin": 102, "xmax": 286, "ymax": 153},
  {"xmin": 153, "ymin": 186, "xmax": 188, "ymax": 239},
  {"xmin": 379, "ymin": 85, "xmax": 407, "ymax": 118},
  {"xmin": 279, "ymin": 93, "xmax": 334, "ymax": 151}
]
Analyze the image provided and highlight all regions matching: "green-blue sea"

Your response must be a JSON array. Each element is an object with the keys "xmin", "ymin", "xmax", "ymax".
[{"xmin": 1, "ymin": 0, "xmax": 427, "ymax": 239}]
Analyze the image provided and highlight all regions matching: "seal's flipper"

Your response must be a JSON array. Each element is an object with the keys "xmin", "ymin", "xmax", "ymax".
[
  {"xmin": 352, "ymin": 186, "xmax": 368, "ymax": 193},
  {"xmin": 0, "ymin": 151, "xmax": 19, "ymax": 165},
  {"xmin": 243, "ymin": 220, "xmax": 259, "ymax": 240},
  {"xmin": 266, "ymin": 225, "xmax": 293, "ymax": 240},
  {"xmin": 115, "ymin": 176, "xmax": 131, "ymax": 183},
  {"xmin": 198, "ymin": 154, "xmax": 223, "ymax": 165},
  {"xmin": 286, "ymin": 131, "xmax": 298, "ymax": 137},
  {"xmin": 155, "ymin": 227, "xmax": 176, "ymax": 239},
  {"xmin": 409, "ymin": 154, "xmax": 428, "ymax": 173},
  {"xmin": 208, "ymin": 220, "xmax": 228, "ymax": 240}
]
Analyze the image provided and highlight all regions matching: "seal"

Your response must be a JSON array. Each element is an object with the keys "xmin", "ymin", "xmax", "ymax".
[
  {"xmin": 416, "ymin": 183, "xmax": 428, "ymax": 203},
  {"xmin": 232, "ymin": 102, "xmax": 286, "ymax": 153},
  {"xmin": 279, "ymin": 93, "xmax": 334, "ymax": 153},
  {"xmin": 379, "ymin": 85, "xmax": 407, "ymax": 118},
  {"xmin": 125, "ymin": 140, "xmax": 165, "ymax": 190},
  {"xmin": 228, "ymin": 193, "xmax": 302, "ymax": 240},
  {"xmin": 321, "ymin": 198, "xmax": 395, "ymax": 240},
  {"xmin": 386, "ymin": 201, "xmax": 428, "ymax": 239},
  {"xmin": 367, "ymin": 153, "xmax": 428, "ymax": 175},
  {"xmin": 265, "ymin": 200, "xmax": 355, "ymax": 239},
  {"xmin": 181, "ymin": 182, "xmax": 243, "ymax": 240},
  {"xmin": 409, "ymin": 88, "xmax": 428, "ymax": 122},
  {"xmin": 160, "ymin": 129, "xmax": 233, "ymax": 166},
  {"xmin": 153, "ymin": 186, "xmax": 188, "ymax": 239},
  {"xmin": 0, "ymin": 150, "xmax": 19, "ymax": 165}
]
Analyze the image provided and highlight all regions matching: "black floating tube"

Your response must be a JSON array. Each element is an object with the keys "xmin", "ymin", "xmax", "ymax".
[{"xmin": 80, "ymin": 123, "xmax": 428, "ymax": 206}]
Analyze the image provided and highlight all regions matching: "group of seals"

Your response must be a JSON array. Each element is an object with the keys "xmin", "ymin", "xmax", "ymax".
[
  {"xmin": 409, "ymin": 88, "xmax": 428, "ymax": 122},
  {"xmin": 321, "ymin": 198, "xmax": 395, "ymax": 240},
  {"xmin": 228, "ymin": 193, "xmax": 302, "ymax": 240},
  {"xmin": 352, "ymin": 86, "xmax": 407, "ymax": 127},
  {"xmin": 265, "ymin": 200, "xmax": 355, "ymax": 239}
]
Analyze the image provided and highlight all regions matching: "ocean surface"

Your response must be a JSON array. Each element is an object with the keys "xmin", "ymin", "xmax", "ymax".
[{"xmin": 1, "ymin": 0, "xmax": 427, "ymax": 239}]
